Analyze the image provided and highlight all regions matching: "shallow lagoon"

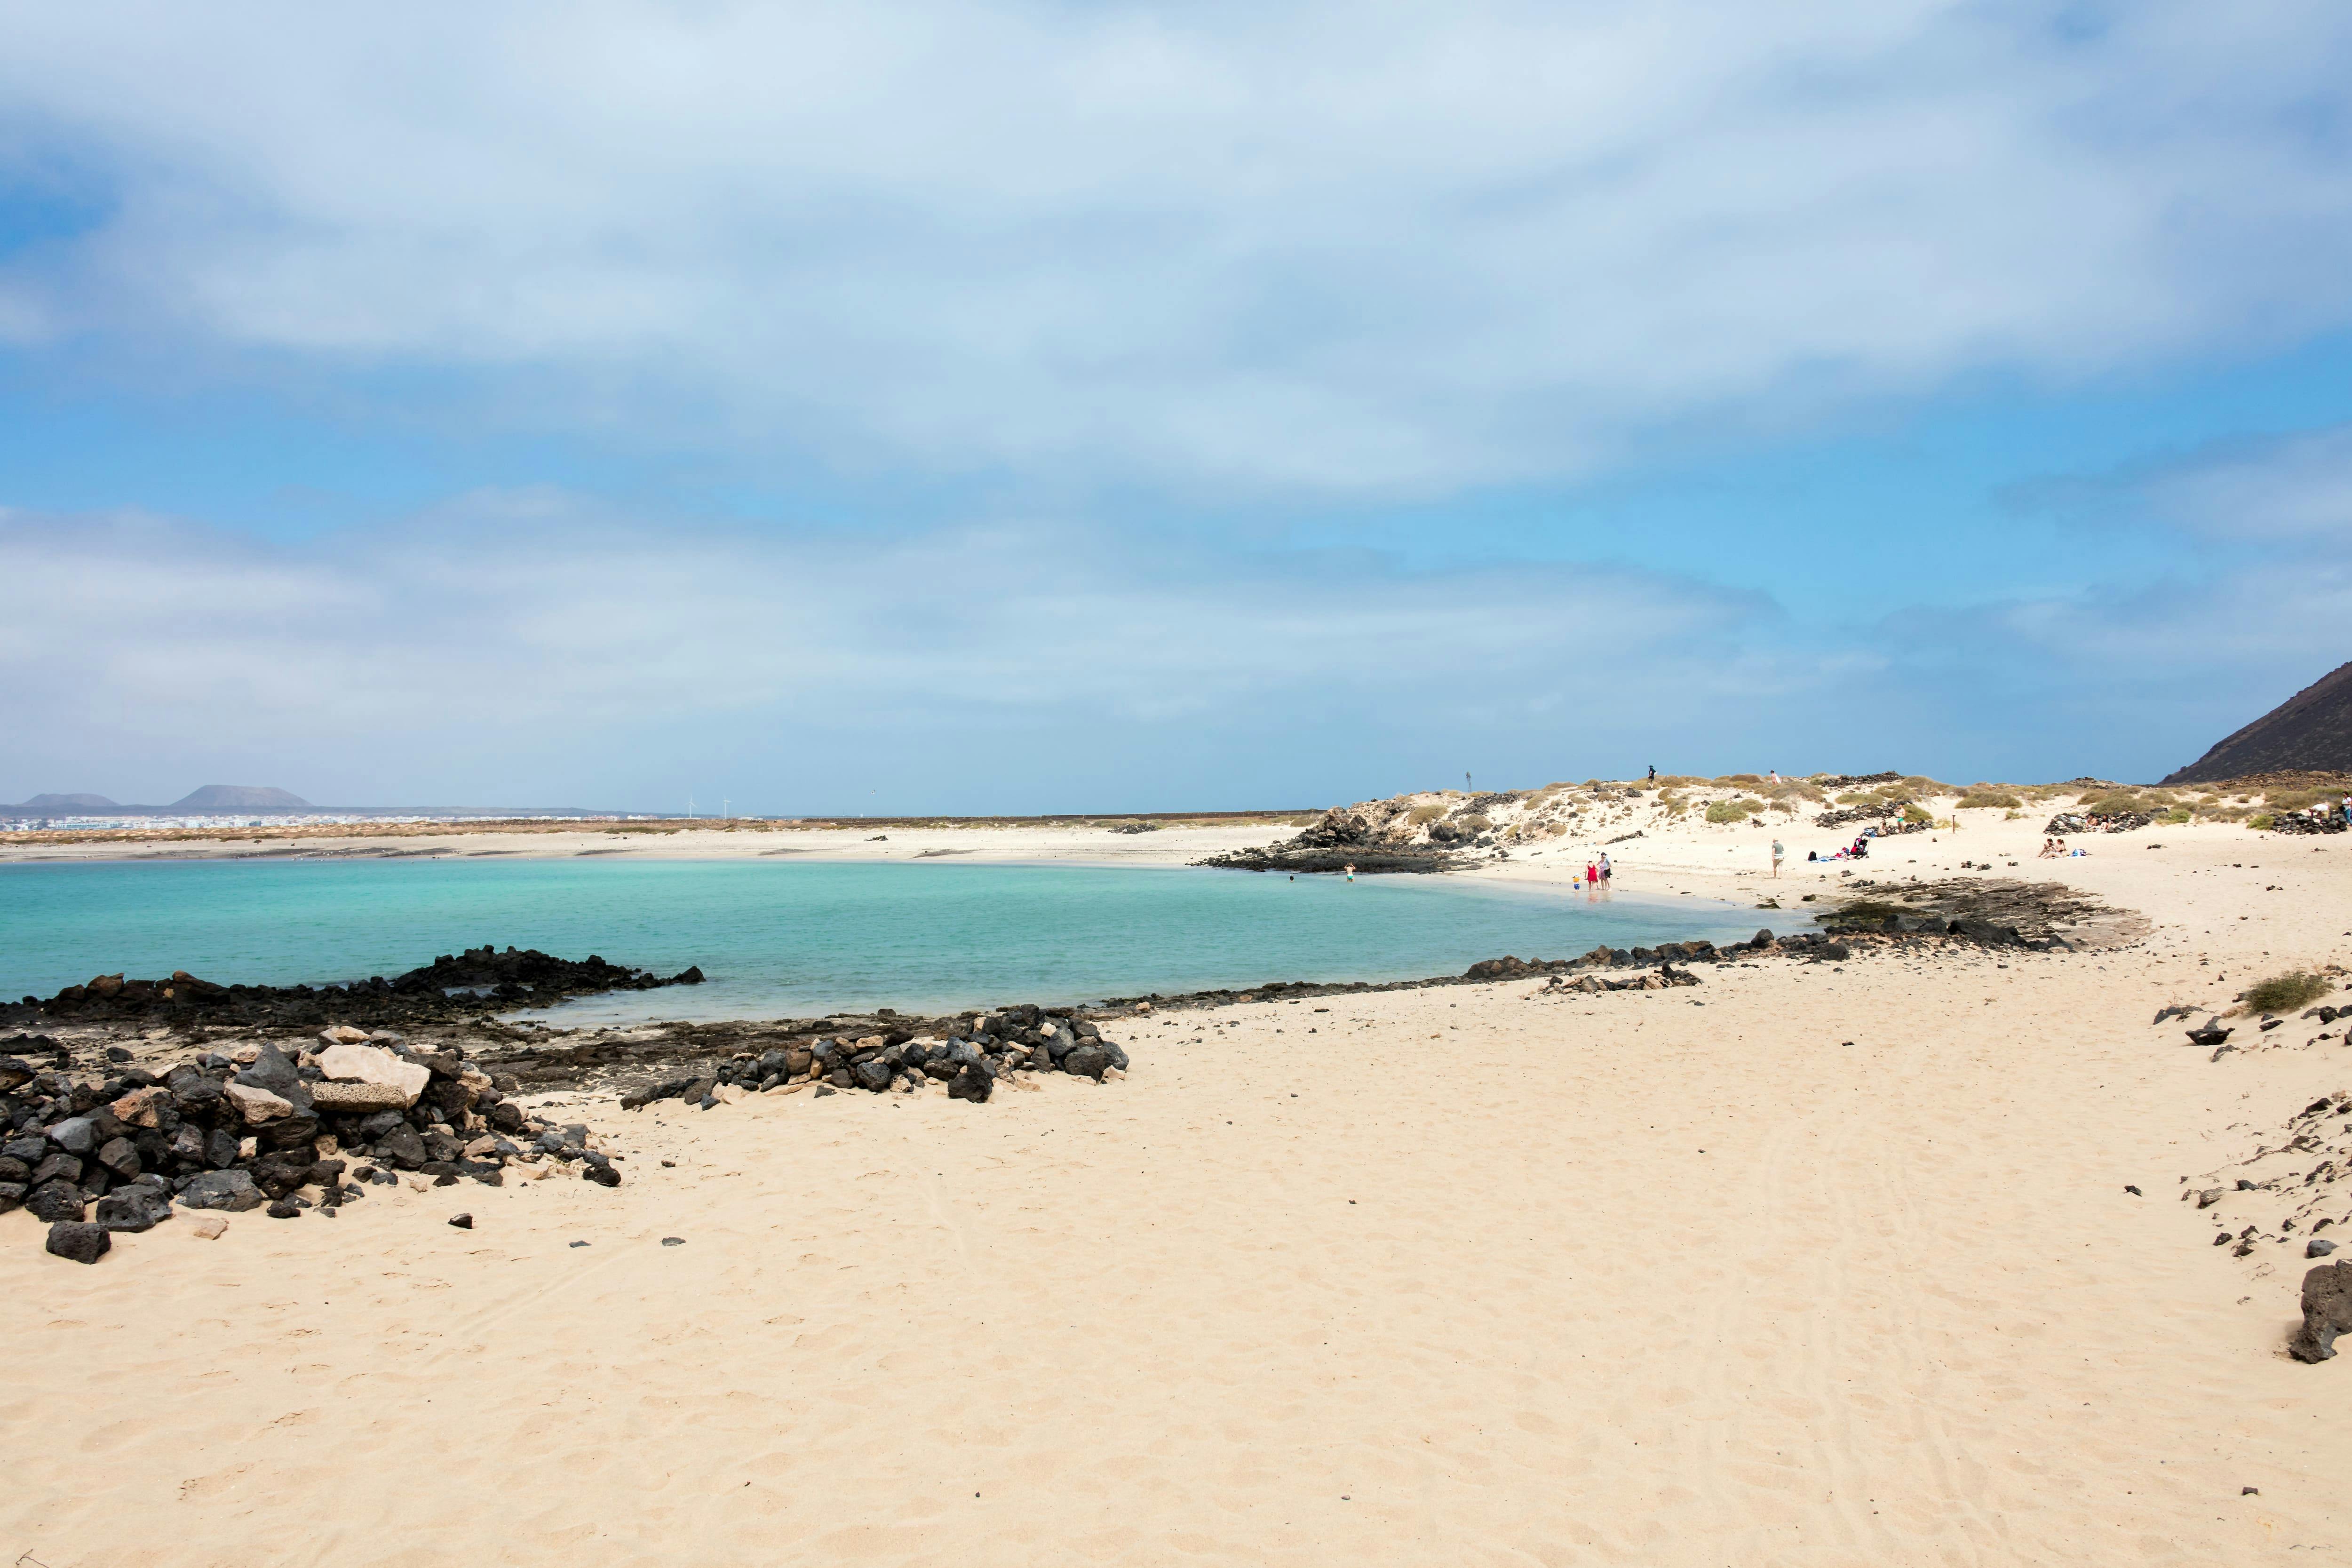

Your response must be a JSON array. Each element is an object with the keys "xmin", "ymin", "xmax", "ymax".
[{"xmin": 0, "ymin": 859, "xmax": 1778, "ymax": 1022}]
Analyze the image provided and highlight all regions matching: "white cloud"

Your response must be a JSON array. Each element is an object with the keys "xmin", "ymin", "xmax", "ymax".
[
  {"xmin": 1, "ymin": 1, "xmax": 2348, "ymax": 491},
  {"xmin": 0, "ymin": 499, "xmax": 1817, "ymax": 804}
]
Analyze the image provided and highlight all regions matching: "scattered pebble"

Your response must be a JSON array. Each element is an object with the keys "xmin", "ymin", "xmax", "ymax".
[{"xmin": 448, "ymin": 1213, "xmax": 473, "ymax": 1229}]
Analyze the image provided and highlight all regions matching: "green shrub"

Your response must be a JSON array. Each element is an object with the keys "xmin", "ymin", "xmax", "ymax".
[
  {"xmin": 1955, "ymin": 791, "xmax": 2021, "ymax": 810},
  {"xmin": 1900, "ymin": 803, "xmax": 1931, "ymax": 824},
  {"xmin": 2248, "ymin": 812, "xmax": 2276, "ymax": 830},
  {"xmin": 2158, "ymin": 806, "xmax": 2192, "ymax": 825},
  {"xmin": 2241, "ymin": 971, "xmax": 2331, "ymax": 1014},
  {"xmin": 1454, "ymin": 813, "xmax": 1493, "ymax": 833},
  {"xmin": 1705, "ymin": 799, "xmax": 1762, "ymax": 824},
  {"xmin": 1406, "ymin": 803, "xmax": 1447, "ymax": 826}
]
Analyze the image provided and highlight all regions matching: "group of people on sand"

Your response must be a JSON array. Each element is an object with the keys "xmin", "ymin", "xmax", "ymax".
[
  {"xmin": 1579, "ymin": 853, "xmax": 1612, "ymax": 891},
  {"xmin": 2037, "ymin": 837, "xmax": 2089, "ymax": 859},
  {"xmin": 1807, "ymin": 832, "xmax": 1874, "ymax": 863}
]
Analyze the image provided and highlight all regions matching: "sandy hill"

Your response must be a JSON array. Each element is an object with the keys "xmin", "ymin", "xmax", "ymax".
[{"xmin": 2163, "ymin": 662, "xmax": 2352, "ymax": 784}]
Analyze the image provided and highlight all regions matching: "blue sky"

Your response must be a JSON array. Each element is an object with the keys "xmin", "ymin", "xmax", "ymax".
[{"xmin": 3, "ymin": 0, "xmax": 2351, "ymax": 813}]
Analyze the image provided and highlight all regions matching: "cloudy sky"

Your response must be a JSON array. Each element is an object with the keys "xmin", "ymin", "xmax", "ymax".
[{"xmin": 3, "ymin": 0, "xmax": 2350, "ymax": 812}]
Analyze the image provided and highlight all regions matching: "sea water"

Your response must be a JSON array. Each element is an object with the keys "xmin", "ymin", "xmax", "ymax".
[{"xmin": 0, "ymin": 859, "xmax": 1778, "ymax": 1022}]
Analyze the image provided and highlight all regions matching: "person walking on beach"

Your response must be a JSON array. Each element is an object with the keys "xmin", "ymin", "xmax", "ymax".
[
  {"xmin": 1647, "ymin": 764, "xmax": 1656, "ymax": 783},
  {"xmin": 1771, "ymin": 837, "xmax": 1784, "ymax": 877},
  {"xmin": 1585, "ymin": 858, "xmax": 1597, "ymax": 888},
  {"xmin": 1598, "ymin": 852, "xmax": 1613, "ymax": 887}
]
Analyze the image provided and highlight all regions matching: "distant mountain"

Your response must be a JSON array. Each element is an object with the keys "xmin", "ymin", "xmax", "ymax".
[
  {"xmin": 13, "ymin": 792, "xmax": 123, "ymax": 812},
  {"xmin": 167, "ymin": 784, "xmax": 315, "ymax": 812},
  {"xmin": 4, "ymin": 786, "xmax": 611, "ymax": 818},
  {"xmin": 2163, "ymin": 662, "xmax": 2352, "ymax": 784}
]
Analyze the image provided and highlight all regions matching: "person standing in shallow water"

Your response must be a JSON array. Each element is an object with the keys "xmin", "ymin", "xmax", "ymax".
[
  {"xmin": 1598, "ymin": 852, "xmax": 1612, "ymax": 888},
  {"xmin": 1771, "ymin": 837, "xmax": 1784, "ymax": 877}
]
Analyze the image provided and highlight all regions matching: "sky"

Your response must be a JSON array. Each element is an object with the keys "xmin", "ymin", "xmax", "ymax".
[{"xmin": 3, "ymin": 0, "xmax": 2352, "ymax": 813}]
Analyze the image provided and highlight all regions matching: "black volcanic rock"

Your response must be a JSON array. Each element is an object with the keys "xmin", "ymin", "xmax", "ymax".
[
  {"xmin": 20, "ymin": 945, "xmax": 704, "ymax": 1028},
  {"xmin": 1195, "ymin": 806, "xmax": 1463, "ymax": 875},
  {"xmin": 2164, "ymin": 662, "xmax": 2352, "ymax": 784}
]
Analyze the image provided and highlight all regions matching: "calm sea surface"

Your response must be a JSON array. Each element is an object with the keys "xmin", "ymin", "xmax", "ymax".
[{"xmin": 0, "ymin": 859, "xmax": 1779, "ymax": 1022}]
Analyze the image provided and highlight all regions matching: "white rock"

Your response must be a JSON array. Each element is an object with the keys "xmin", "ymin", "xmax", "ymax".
[
  {"xmin": 309, "ymin": 1080, "xmax": 411, "ymax": 1112},
  {"xmin": 237, "ymin": 1136, "xmax": 259, "ymax": 1161},
  {"xmin": 316, "ymin": 1044, "xmax": 430, "ymax": 1106},
  {"xmin": 188, "ymin": 1215, "xmax": 229, "ymax": 1240},
  {"xmin": 319, "ymin": 1025, "xmax": 371, "ymax": 1045},
  {"xmin": 462, "ymin": 1135, "xmax": 498, "ymax": 1158},
  {"xmin": 712, "ymin": 1082, "xmax": 749, "ymax": 1105},
  {"xmin": 1103, "ymin": 1066, "xmax": 1127, "ymax": 1081},
  {"xmin": 229, "ymin": 1044, "xmax": 262, "ymax": 1065},
  {"xmin": 226, "ymin": 1082, "xmax": 295, "ymax": 1123}
]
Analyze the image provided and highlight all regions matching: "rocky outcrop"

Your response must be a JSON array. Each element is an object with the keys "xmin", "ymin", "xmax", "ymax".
[
  {"xmin": 15, "ymin": 945, "xmax": 704, "ymax": 1029},
  {"xmin": 1195, "ymin": 806, "xmax": 1464, "ymax": 874},
  {"xmin": 0, "ymin": 1027, "xmax": 621, "ymax": 1263},
  {"xmin": 618, "ymin": 1004, "xmax": 1131, "ymax": 1109},
  {"xmin": 1815, "ymin": 880, "xmax": 2139, "ymax": 949}
]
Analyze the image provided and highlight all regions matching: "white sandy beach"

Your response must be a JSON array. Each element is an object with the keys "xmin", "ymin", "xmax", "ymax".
[{"xmin": 3, "ymin": 799, "xmax": 2349, "ymax": 1565}]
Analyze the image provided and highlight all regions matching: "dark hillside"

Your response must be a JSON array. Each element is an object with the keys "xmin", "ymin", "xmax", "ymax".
[{"xmin": 2163, "ymin": 662, "xmax": 2352, "ymax": 784}]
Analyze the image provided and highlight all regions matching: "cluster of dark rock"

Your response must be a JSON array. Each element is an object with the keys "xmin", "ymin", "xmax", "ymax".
[
  {"xmin": 1813, "ymin": 878, "xmax": 2126, "ymax": 950},
  {"xmin": 1535, "ymin": 963, "xmax": 1705, "ymax": 995},
  {"xmin": 13, "ymin": 945, "xmax": 704, "ymax": 1029},
  {"xmin": 2267, "ymin": 807, "xmax": 2348, "ymax": 836},
  {"xmin": 1106, "ymin": 821, "xmax": 1161, "ymax": 835},
  {"xmin": 2, "ymin": 1027, "xmax": 620, "ymax": 1265},
  {"xmin": 2043, "ymin": 811, "xmax": 2153, "ymax": 835},
  {"xmin": 620, "ymin": 1005, "xmax": 1129, "ymax": 1108},
  {"xmin": 1196, "ymin": 806, "xmax": 1463, "ymax": 875},
  {"xmin": 1817, "ymin": 772, "xmax": 1900, "ymax": 788},
  {"xmin": 1466, "ymin": 935, "xmax": 1769, "ymax": 985},
  {"xmin": 1812, "ymin": 803, "xmax": 1904, "ymax": 828}
]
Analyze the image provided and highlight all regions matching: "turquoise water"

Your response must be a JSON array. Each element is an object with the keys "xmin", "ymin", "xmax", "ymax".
[{"xmin": 0, "ymin": 860, "xmax": 1774, "ymax": 1022}]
